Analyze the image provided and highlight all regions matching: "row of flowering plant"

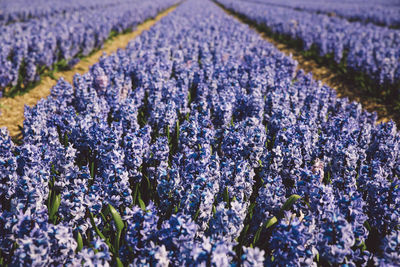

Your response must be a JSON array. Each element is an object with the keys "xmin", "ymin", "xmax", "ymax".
[
  {"xmin": 0, "ymin": 0, "xmax": 131, "ymax": 25},
  {"xmin": 217, "ymin": 0, "xmax": 400, "ymax": 96},
  {"xmin": 0, "ymin": 0, "xmax": 179, "ymax": 97},
  {"xmin": 248, "ymin": 0, "xmax": 400, "ymax": 28},
  {"xmin": 0, "ymin": 0, "xmax": 399, "ymax": 266}
]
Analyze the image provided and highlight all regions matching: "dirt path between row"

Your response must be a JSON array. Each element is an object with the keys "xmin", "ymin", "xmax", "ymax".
[
  {"xmin": 0, "ymin": 4, "xmax": 179, "ymax": 138},
  {"xmin": 217, "ymin": 3, "xmax": 396, "ymax": 126}
]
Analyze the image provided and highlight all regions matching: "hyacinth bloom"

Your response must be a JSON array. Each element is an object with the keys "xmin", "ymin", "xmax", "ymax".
[{"xmin": 0, "ymin": 0, "xmax": 399, "ymax": 266}]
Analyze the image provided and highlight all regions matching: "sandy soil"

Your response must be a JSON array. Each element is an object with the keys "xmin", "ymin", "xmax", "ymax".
[
  {"xmin": 220, "ymin": 5, "xmax": 396, "ymax": 125},
  {"xmin": 0, "ymin": 5, "xmax": 179, "ymax": 138}
]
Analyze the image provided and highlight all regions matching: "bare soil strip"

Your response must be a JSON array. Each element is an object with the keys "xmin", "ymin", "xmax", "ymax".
[
  {"xmin": 217, "ymin": 3, "xmax": 397, "ymax": 125},
  {"xmin": 0, "ymin": 4, "xmax": 179, "ymax": 137}
]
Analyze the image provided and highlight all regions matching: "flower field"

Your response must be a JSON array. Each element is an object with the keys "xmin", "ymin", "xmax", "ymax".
[
  {"xmin": 243, "ymin": 0, "xmax": 400, "ymax": 28},
  {"xmin": 0, "ymin": 0, "xmax": 178, "ymax": 96},
  {"xmin": 217, "ymin": 0, "xmax": 400, "ymax": 95},
  {"xmin": 0, "ymin": 0, "xmax": 399, "ymax": 266}
]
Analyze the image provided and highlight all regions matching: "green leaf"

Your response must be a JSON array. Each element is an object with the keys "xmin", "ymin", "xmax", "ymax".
[
  {"xmin": 167, "ymin": 125, "xmax": 170, "ymax": 143},
  {"xmin": 279, "ymin": 194, "xmax": 301, "ymax": 218},
  {"xmin": 323, "ymin": 169, "xmax": 332, "ymax": 185},
  {"xmin": 242, "ymin": 224, "xmax": 249, "ymax": 237},
  {"xmin": 238, "ymin": 224, "xmax": 249, "ymax": 246},
  {"xmin": 363, "ymin": 221, "xmax": 371, "ymax": 232},
  {"xmin": 223, "ymin": 187, "xmax": 229, "ymax": 206},
  {"xmin": 143, "ymin": 174, "xmax": 151, "ymax": 190},
  {"xmin": 193, "ymin": 208, "xmax": 200, "ymax": 221},
  {"xmin": 89, "ymin": 211, "xmax": 106, "ymax": 240},
  {"xmin": 108, "ymin": 204, "xmax": 124, "ymax": 255},
  {"xmin": 248, "ymin": 202, "xmax": 256, "ymax": 220},
  {"xmin": 138, "ymin": 196, "xmax": 146, "ymax": 211},
  {"xmin": 274, "ymin": 194, "xmax": 302, "ymax": 220},
  {"xmin": 108, "ymin": 204, "xmax": 124, "ymax": 233},
  {"xmin": 63, "ymin": 132, "xmax": 69, "ymax": 147},
  {"xmin": 75, "ymin": 231, "xmax": 83, "ymax": 252},
  {"xmin": 99, "ymin": 210, "xmax": 107, "ymax": 223},
  {"xmin": 116, "ymin": 257, "xmax": 124, "ymax": 267},
  {"xmin": 252, "ymin": 215, "xmax": 278, "ymax": 247},
  {"xmin": 252, "ymin": 225, "xmax": 262, "ymax": 246},
  {"xmin": 132, "ymin": 183, "xmax": 139, "ymax": 206},
  {"xmin": 49, "ymin": 193, "xmax": 61, "ymax": 223},
  {"xmin": 265, "ymin": 216, "xmax": 278, "ymax": 229},
  {"xmin": 90, "ymin": 161, "xmax": 95, "ymax": 179},
  {"xmin": 47, "ymin": 189, "xmax": 52, "ymax": 210},
  {"xmin": 176, "ymin": 120, "xmax": 180, "ymax": 144}
]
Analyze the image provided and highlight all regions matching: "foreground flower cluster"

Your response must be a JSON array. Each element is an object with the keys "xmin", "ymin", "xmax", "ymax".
[
  {"xmin": 0, "ymin": 0, "xmax": 399, "ymax": 266},
  {"xmin": 0, "ymin": 0, "xmax": 178, "ymax": 95},
  {"xmin": 217, "ymin": 0, "xmax": 400, "ymax": 88}
]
